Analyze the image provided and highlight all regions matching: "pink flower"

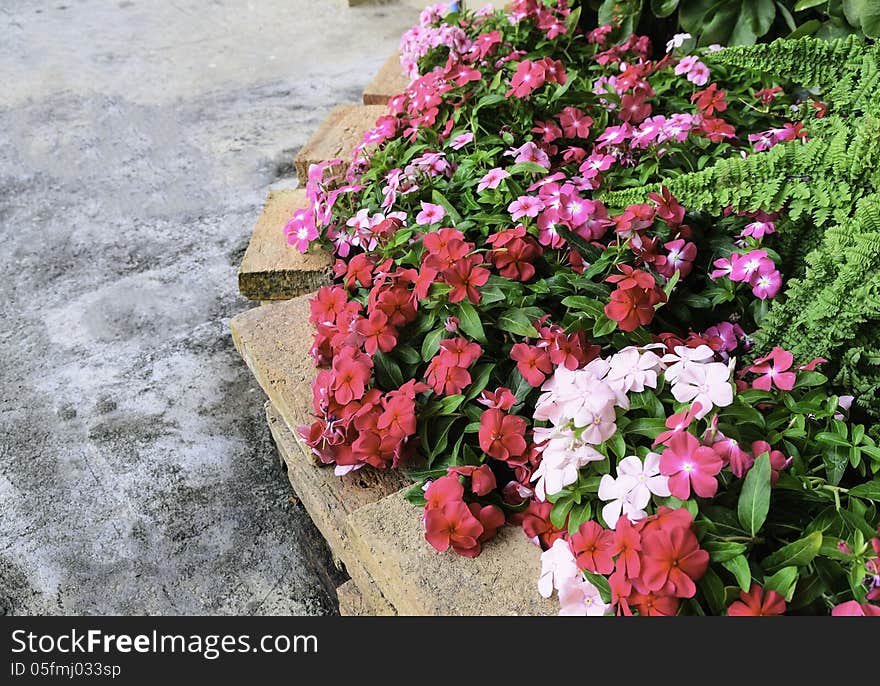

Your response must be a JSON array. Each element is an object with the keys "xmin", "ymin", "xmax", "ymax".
[
  {"xmin": 506, "ymin": 59, "xmax": 547, "ymax": 99},
  {"xmin": 284, "ymin": 208, "xmax": 319, "ymax": 253},
  {"xmin": 653, "ymin": 404, "xmax": 701, "ymax": 446},
  {"xmin": 558, "ymin": 578, "xmax": 609, "ymax": 616},
  {"xmin": 477, "ymin": 167, "xmax": 511, "ymax": 192},
  {"xmin": 741, "ymin": 219, "xmax": 775, "ymax": 239},
  {"xmin": 508, "ymin": 195, "xmax": 545, "ymax": 221},
  {"xmin": 750, "ymin": 269, "xmax": 782, "ymax": 300},
  {"xmin": 579, "ymin": 152, "xmax": 615, "ymax": 179},
  {"xmin": 416, "ymin": 201, "xmax": 446, "ymax": 226},
  {"xmin": 730, "ymin": 250, "xmax": 774, "ymax": 282},
  {"xmin": 831, "ymin": 601, "xmax": 880, "ymax": 616},
  {"xmin": 449, "ymin": 132, "xmax": 474, "ymax": 150},
  {"xmin": 675, "ymin": 55, "xmax": 710, "ymax": 86},
  {"xmin": 748, "ymin": 347, "xmax": 797, "ymax": 391},
  {"xmin": 660, "ymin": 431, "xmax": 723, "ymax": 499},
  {"xmin": 506, "ymin": 141, "xmax": 551, "ymax": 168}
]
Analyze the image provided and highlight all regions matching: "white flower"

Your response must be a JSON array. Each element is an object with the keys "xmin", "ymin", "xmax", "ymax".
[
  {"xmin": 665, "ymin": 33, "xmax": 692, "ymax": 53},
  {"xmin": 607, "ymin": 346, "xmax": 664, "ymax": 394},
  {"xmin": 671, "ymin": 360, "xmax": 734, "ymax": 419},
  {"xmin": 538, "ymin": 539, "xmax": 579, "ymax": 598},
  {"xmin": 661, "ymin": 344, "xmax": 715, "ymax": 383},
  {"xmin": 598, "ymin": 472, "xmax": 643, "ymax": 528},
  {"xmin": 532, "ymin": 427, "xmax": 604, "ymax": 500},
  {"xmin": 617, "ymin": 453, "xmax": 671, "ymax": 504}
]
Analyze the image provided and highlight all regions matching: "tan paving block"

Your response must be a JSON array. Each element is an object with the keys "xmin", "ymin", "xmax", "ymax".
[
  {"xmin": 238, "ymin": 189, "xmax": 332, "ymax": 301},
  {"xmin": 362, "ymin": 54, "xmax": 409, "ymax": 105},
  {"xmin": 231, "ymin": 297, "xmax": 318, "ymax": 452},
  {"xmin": 294, "ymin": 104, "xmax": 386, "ymax": 182},
  {"xmin": 345, "ymin": 490, "xmax": 557, "ymax": 616},
  {"xmin": 336, "ymin": 580, "xmax": 367, "ymax": 616},
  {"xmin": 266, "ymin": 401, "xmax": 408, "ymax": 616}
]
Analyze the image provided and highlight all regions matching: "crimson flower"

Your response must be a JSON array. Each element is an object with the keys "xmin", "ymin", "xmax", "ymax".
[
  {"xmin": 468, "ymin": 503, "xmax": 505, "ymax": 543},
  {"xmin": 356, "ymin": 310, "xmax": 397, "ymax": 355},
  {"xmin": 659, "ymin": 431, "xmax": 722, "ymax": 499},
  {"xmin": 570, "ymin": 521, "xmax": 615, "ymax": 574},
  {"xmin": 747, "ymin": 347, "xmax": 796, "ymax": 391},
  {"xmin": 447, "ymin": 464, "xmax": 497, "ymax": 497},
  {"xmin": 640, "ymin": 526, "xmax": 709, "ymax": 598},
  {"xmin": 330, "ymin": 348, "xmax": 372, "ymax": 405},
  {"xmin": 691, "ymin": 83, "xmax": 727, "ymax": 115},
  {"xmin": 510, "ymin": 343, "xmax": 553, "ymax": 387},
  {"xmin": 627, "ymin": 590, "xmax": 680, "ymax": 617},
  {"xmin": 611, "ymin": 517, "xmax": 642, "ymax": 578},
  {"xmin": 478, "ymin": 408, "xmax": 527, "ymax": 462},
  {"xmin": 604, "ymin": 283, "xmax": 665, "ymax": 332},
  {"xmin": 424, "ymin": 475, "xmax": 464, "ymax": 511},
  {"xmin": 424, "ymin": 501, "xmax": 484, "ymax": 557},
  {"xmin": 442, "ymin": 254, "xmax": 489, "ymax": 304},
  {"xmin": 727, "ymin": 584, "xmax": 786, "ymax": 616}
]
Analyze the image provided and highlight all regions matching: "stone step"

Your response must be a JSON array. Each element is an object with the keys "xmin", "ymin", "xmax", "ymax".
[
  {"xmin": 294, "ymin": 104, "xmax": 387, "ymax": 182},
  {"xmin": 362, "ymin": 54, "xmax": 410, "ymax": 105},
  {"xmin": 335, "ymin": 580, "xmax": 367, "ymax": 616},
  {"xmin": 345, "ymin": 489, "xmax": 556, "ymax": 616},
  {"xmin": 231, "ymin": 297, "xmax": 320, "ymax": 450},
  {"xmin": 266, "ymin": 401, "xmax": 407, "ymax": 616},
  {"xmin": 238, "ymin": 189, "xmax": 332, "ymax": 301}
]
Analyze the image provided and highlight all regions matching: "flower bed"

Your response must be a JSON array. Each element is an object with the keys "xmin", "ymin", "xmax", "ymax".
[{"xmin": 285, "ymin": 1, "xmax": 880, "ymax": 616}]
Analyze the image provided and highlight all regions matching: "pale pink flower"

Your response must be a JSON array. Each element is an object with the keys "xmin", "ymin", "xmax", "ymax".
[
  {"xmin": 415, "ymin": 201, "xmax": 446, "ymax": 226},
  {"xmin": 598, "ymin": 472, "xmax": 642, "ymax": 528},
  {"xmin": 671, "ymin": 361, "xmax": 734, "ymax": 419},
  {"xmin": 477, "ymin": 167, "xmax": 510, "ymax": 192},
  {"xmin": 532, "ymin": 427, "xmax": 604, "ymax": 500},
  {"xmin": 449, "ymin": 132, "xmax": 474, "ymax": 150},
  {"xmin": 661, "ymin": 344, "xmax": 715, "ymax": 384},
  {"xmin": 558, "ymin": 577, "xmax": 609, "ymax": 616},
  {"xmin": 606, "ymin": 346, "xmax": 663, "ymax": 394},
  {"xmin": 508, "ymin": 195, "xmax": 545, "ymax": 221},
  {"xmin": 666, "ymin": 33, "xmax": 691, "ymax": 53},
  {"xmin": 617, "ymin": 452, "xmax": 671, "ymax": 505},
  {"xmin": 538, "ymin": 539, "xmax": 579, "ymax": 598}
]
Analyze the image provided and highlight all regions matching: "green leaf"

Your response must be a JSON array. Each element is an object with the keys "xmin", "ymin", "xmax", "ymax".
[
  {"xmin": 456, "ymin": 301, "xmax": 486, "ymax": 343},
  {"xmin": 623, "ymin": 417, "xmax": 667, "ymax": 440},
  {"xmin": 848, "ymin": 479, "xmax": 880, "ymax": 501},
  {"xmin": 561, "ymin": 295, "xmax": 605, "ymax": 319},
  {"xmin": 550, "ymin": 498, "xmax": 574, "ymax": 529},
  {"xmin": 373, "ymin": 351, "xmax": 404, "ymax": 389},
  {"xmin": 793, "ymin": 0, "xmax": 826, "ymax": 9},
  {"xmin": 582, "ymin": 570, "xmax": 612, "ymax": 604},
  {"xmin": 763, "ymin": 566, "xmax": 799, "ymax": 602},
  {"xmin": 497, "ymin": 308, "xmax": 540, "ymax": 338},
  {"xmin": 507, "ymin": 162, "xmax": 550, "ymax": 176},
  {"xmin": 592, "ymin": 314, "xmax": 618, "ymax": 338},
  {"xmin": 761, "ymin": 532, "xmax": 822, "ymax": 573},
  {"xmin": 703, "ymin": 541, "xmax": 748, "ymax": 563},
  {"xmin": 464, "ymin": 363, "xmax": 495, "ymax": 402},
  {"xmin": 430, "ymin": 190, "xmax": 461, "ymax": 225},
  {"xmin": 699, "ymin": 567, "xmax": 726, "ymax": 614},
  {"xmin": 738, "ymin": 452, "xmax": 772, "ymax": 536},
  {"xmin": 723, "ymin": 555, "xmax": 753, "ymax": 592},
  {"xmin": 651, "ymin": 0, "xmax": 680, "ymax": 18},
  {"xmin": 567, "ymin": 502, "xmax": 593, "ymax": 535},
  {"xmin": 421, "ymin": 328, "xmax": 443, "ymax": 361}
]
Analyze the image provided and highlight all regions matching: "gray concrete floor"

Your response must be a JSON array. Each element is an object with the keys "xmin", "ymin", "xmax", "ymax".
[{"xmin": 0, "ymin": 0, "xmax": 417, "ymax": 615}]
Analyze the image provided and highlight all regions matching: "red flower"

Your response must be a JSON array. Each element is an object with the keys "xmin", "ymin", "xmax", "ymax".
[
  {"xmin": 747, "ymin": 347, "xmax": 796, "ymax": 391},
  {"xmin": 611, "ymin": 517, "xmax": 642, "ymax": 578},
  {"xmin": 424, "ymin": 475, "xmax": 464, "ymax": 511},
  {"xmin": 512, "ymin": 499, "xmax": 565, "ymax": 549},
  {"xmin": 831, "ymin": 601, "xmax": 880, "ymax": 616},
  {"xmin": 558, "ymin": 106, "xmax": 593, "ymax": 139},
  {"xmin": 628, "ymin": 590, "xmax": 680, "ymax": 617},
  {"xmin": 344, "ymin": 253, "xmax": 374, "ymax": 289},
  {"xmin": 647, "ymin": 186, "xmax": 685, "ymax": 226},
  {"xmin": 510, "ymin": 343, "xmax": 553, "ymax": 387},
  {"xmin": 330, "ymin": 347, "xmax": 373, "ymax": 405},
  {"xmin": 639, "ymin": 525, "xmax": 709, "ymax": 598},
  {"xmin": 619, "ymin": 87, "xmax": 652, "ymax": 123},
  {"xmin": 376, "ymin": 390, "xmax": 416, "ymax": 440},
  {"xmin": 750, "ymin": 440, "xmax": 790, "ymax": 485},
  {"xmin": 691, "ymin": 83, "xmax": 727, "ymax": 116},
  {"xmin": 438, "ymin": 338, "xmax": 482, "ymax": 368},
  {"xmin": 506, "ymin": 60, "xmax": 547, "ymax": 98},
  {"xmin": 478, "ymin": 408, "xmax": 527, "ymax": 462},
  {"xmin": 447, "ymin": 464, "xmax": 497, "ymax": 496},
  {"xmin": 604, "ymin": 273, "xmax": 666, "ymax": 333},
  {"xmin": 468, "ymin": 503, "xmax": 505, "ymax": 542},
  {"xmin": 356, "ymin": 310, "xmax": 397, "ymax": 355},
  {"xmin": 425, "ymin": 357, "xmax": 472, "ymax": 396},
  {"xmin": 659, "ymin": 431, "xmax": 722, "ymax": 499},
  {"xmin": 487, "ymin": 226, "xmax": 542, "ymax": 281},
  {"xmin": 442, "ymin": 254, "xmax": 490, "ymax": 304},
  {"xmin": 727, "ymin": 584, "xmax": 786, "ymax": 616},
  {"xmin": 571, "ymin": 521, "xmax": 615, "ymax": 574},
  {"xmin": 424, "ymin": 501, "xmax": 484, "ymax": 557}
]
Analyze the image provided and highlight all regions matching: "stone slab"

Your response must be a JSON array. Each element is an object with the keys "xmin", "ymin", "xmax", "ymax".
[
  {"xmin": 362, "ymin": 54, "xmax": 410, "ymax": 105},
  {"xmin": 336, "ymin": 580, "xmax": 367, "ymax": 616},
  {"xmin": 345, "ymin": 490, "xmax": 557, "ymax": 616},
  {"xmin": 266, "ymin": 401, "xmax": 408, "ymax": 616},
  {"xmin": 238, "ymin": 189, "xmax": 332, "ymax": 301},
  {"xmin": 294, "ymin": 104, "xmax": 386, "ymax": 182},
  {"xmin": 231, "ymin": 297, "xmax": 319, "ymax": 451}
]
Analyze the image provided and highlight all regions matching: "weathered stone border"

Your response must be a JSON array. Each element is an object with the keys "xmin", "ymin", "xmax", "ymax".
[{"xmin": 362, "ymin": 54, "xmax": 410, "ymax": 105}]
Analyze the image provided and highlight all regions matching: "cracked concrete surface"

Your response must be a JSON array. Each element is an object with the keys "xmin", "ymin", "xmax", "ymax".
[{"xmin": 0, "ymin": 0, "xmax": 417, "ymax": 615}]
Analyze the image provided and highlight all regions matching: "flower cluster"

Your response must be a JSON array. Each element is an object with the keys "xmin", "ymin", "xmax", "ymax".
[{"xmin": 289, "ymin": 1, "xmax": 880, "ymax": 616}]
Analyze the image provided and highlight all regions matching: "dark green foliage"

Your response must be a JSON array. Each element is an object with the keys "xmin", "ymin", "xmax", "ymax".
[{"xmin": 599, "ymin": 37, "xmax": 880, "ymax": 419}]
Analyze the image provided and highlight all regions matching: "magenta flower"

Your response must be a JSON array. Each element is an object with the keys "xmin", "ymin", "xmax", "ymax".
[
  {"xmin": 508, "ymin": 195, "xmax": 545, "ymax": 221},
  {"xmin": 659, "ymin": 431, "xmax": 722, "ymax": 499},
  {"xmin": 477, "ymin": 167, "xmax": 510, "ymax": 192},
  {"xmin": 284, "ymin": 208, "xmax": 318, "ymax": 253},
  {"xmin": 740, "ymin": 219, "xmax": 775, "ymax": 239},
  {"xmin": 747, "ymin": 347, "xmax": 797, "ymax": 391},
  {"xmin": 730, "ymin": 249, "xmax": 774, "ymax": 282},
  {"xmin": 416, "ymin": 201, "xmax": 446, "ymax": 226},
  {"xmin": 506, "ymin": 141, "xmax": 551, "ymax": 168},
  {"xmin": 449, "ymin": 132, "xmax": 474, "ymax": 150},
  {"xmin": 750, "ymin": 268, "xmax": 782, "ymax": 299}
]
